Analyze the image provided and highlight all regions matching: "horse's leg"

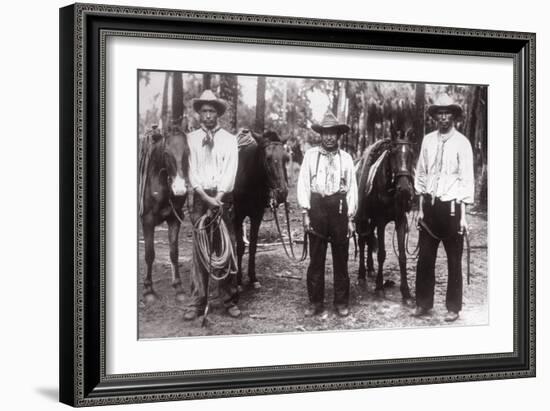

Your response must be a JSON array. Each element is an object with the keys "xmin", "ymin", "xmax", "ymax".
[
  {"xmin": 247, "ymin": 214, "xmax": 262, "ymax": 289},
  {"xmin": 142, "ymin": 216, "xmax": 157, "ymax": 302},
  {"xmin": 357, "ymin": 220, "xmax": 367, "ymax": 281},
  {"xmin": 396, "ymin": 216, "xmax": 413, "ymax": 304},
  {"xmin": 167, "ymin": 218, "xmax": 185, "ymax": 302},
  {"xmin": 358, "ymin": 233, "xmax": 367, "ymax": 281},
  {"xmin": 375, "ymin": 222, "xmax": 386, "ymax": 298},
  {"xmin": 234, "ymin": 213, "xmax": 245, "ymax": 289},
  {"xmin": 366, "ymin": 227, "xmax": 376, "ymax": 278}
]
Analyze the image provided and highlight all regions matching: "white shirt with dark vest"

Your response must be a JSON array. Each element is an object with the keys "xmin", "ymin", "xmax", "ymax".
[{"xmin": 297, "ymin": 146, "xmax": 358, "ymax": 217}]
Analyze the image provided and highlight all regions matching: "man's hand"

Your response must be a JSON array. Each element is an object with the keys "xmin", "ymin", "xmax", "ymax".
[
  {"xmin": 416, "ymin": 195, "xmax": 424, "ymax": 229},
  {"xmin": 205, "ymin": 194, "xmax": 223, "ymax": 209},
  {"xmin": 302, "ymin": 212, "xmax": 311, "ymax": 233},
  {"xmin": 347, "ymin": 219, "xmax": 355, "ymax": 238},
  {"xmin": 416, "ymin": 209, "xmax": 424, "ymax": 229},
  {"xmin": 459, "ymin": 215, "xmax": 469, "ymax": 235}
]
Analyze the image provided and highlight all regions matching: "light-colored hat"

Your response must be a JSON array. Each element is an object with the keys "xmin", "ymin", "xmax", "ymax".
[
  {"xmin": 311, "ymin": 111, "xmax": 350, "ymax": 134},
  {"xmin": 192, "ymin": 89, "xmax": 227, "ymax": 116},
  {"xmin": 427, "ymin": 94, "xmax": 463, "ymax": 118}
]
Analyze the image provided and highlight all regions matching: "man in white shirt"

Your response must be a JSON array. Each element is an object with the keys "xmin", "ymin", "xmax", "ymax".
[
  {"xmin": 413, "ymin": 94, "xmax": 474, "ymax": 322},
  {"xmin": 184, "ymin": 90, "xmax": 241, "ymax": 320},
  {"xmin": 297, "ymin": 111, "xmax": 358, "ymax": 317}
]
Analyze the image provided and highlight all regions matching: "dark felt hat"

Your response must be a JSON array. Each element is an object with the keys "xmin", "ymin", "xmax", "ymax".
[{"xmin": 311, "ymin": 111, "xmax": 350, "ymax": 134}]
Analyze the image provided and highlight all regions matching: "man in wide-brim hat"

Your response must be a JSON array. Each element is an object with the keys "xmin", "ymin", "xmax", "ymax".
[
  {"xmin": 192, "ymin": 89, "xmax": 227, "ymax": 116},
  {"xmin": 413, "ymin": 93, "xmax": 474, "ymax": 323},
  {"xmin": 184, "ymin": 89, "xmax": 241, "ymax": 321},
  {"xmin": 297, "ymin": 111, "xmax": 358, "ymax": 318}
]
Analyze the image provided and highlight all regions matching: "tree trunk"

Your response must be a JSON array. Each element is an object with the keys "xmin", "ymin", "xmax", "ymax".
[
  {"xmin": 414, "ymin": 83, "xmax": 425, "ymax": 146},
  {"xmin": 171, "ymin": 72, "xmax": 184, "ymax": 127},
  {"xmin": 203, "ymin": 73, "xmax": 211, "ymax": 90},
  {"xmin": 161, "ymin": 72, "xmax": 170, "ymax": 132},
  {"xmin": 219, "ymin": 74, "xmax": 239, "ymax": 133},
  {"xmin": 255, "ymin": 76, "xmax": 266, "ymax": 134},
  {"xmin": 331, "ymin": 80, "xmax": 339, "ymax": 116}
]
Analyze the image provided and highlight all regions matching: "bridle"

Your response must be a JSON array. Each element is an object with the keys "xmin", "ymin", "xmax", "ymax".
[
  {"xmin": 262, "ymin": 141, "xmax": 288, "ymax": 197},
  {"xmin": 389, "ymin": 140, "xmax": 415, "ymax": 182}
]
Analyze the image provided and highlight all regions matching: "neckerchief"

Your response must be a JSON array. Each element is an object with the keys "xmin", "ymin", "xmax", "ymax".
[
  {"xmin": 201, "ymin": 124, "xmax": 220, "ymax": 149},
  {"xmin": 430, "ymin": 127, "xmax": 454, "ymax": 202},
  {"xmin": 318, "ymin": 146, "xmax": 340, "ymax": 195}
]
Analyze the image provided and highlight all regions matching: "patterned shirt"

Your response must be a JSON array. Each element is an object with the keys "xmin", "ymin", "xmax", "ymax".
[
  {"xmin": 297, "ymin": 146, "xmax": 358, "ymax": 217},
  {"xmin": 414, "ymin": 127, "xmax": 475, "ymax": 204},
  {"xmin": 187, "ymin": 127, "xmax": 238, "ymax": 193}
]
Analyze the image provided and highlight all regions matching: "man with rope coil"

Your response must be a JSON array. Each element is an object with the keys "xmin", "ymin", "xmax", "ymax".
[
  {"xmin": 413, "ymin": 94, "xmax": 474, "ymax": 322},
  {"xmin": 184, "ymin": 90, "xmax": 241, "ymax": 321},
  {"xmin": 297, "ymin": 111, "xmax": 358, "ymax": 318}
]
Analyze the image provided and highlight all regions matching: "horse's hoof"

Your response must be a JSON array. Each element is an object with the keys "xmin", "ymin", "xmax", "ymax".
[
  {"xmin": 357, "ymin": 277, "xmax": 367, "ymax": 288},
  {"xmin": 367, "ymin": 270, "xmax": 375, "ymax": 278},
  {"xmin": 143, "ymin": 292, "xmax": 158, "ymax": 303},
  {"xmin": 402, "ymin": 297, "xmax": 414, "ymax": 307},
  {"xmin": 375, "ymin": 289, "xmax": 385, "ymax": 298},
  {"xmin": 251, "ymin": 281, "xmax": 261, "ymax": 290},
  {"xmin": 383, "ymin": 280, "xmax": 396, "ymax": 288}
]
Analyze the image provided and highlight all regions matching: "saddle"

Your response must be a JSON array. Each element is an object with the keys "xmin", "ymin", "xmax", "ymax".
[
  {"xmin": 355, "ymin": 138, "xmax": 393, "ymax": 222},
  {"xmin": 138, "ymin": 126, "xmax": 163, "ymax": 216}
]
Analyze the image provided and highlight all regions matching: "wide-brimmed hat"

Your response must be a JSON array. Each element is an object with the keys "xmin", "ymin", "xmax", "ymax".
[
  {"xmin": 192, "ymin": 90, "xmax": 227, "ymax": 116},
  {"xmin": 427, "ymin": 94, "xmax": 463, "ymax": 118},
  {"xmin": 311, "ymin": 111, "xmax": 350, "ymax": 134}
]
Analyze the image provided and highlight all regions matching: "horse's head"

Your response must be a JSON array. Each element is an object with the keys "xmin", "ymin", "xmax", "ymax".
[
  {"xmin": 161, "ymin": 126, "xmax": 189, "ymax": 197},
  {"xmin": 388, "ymin": 138, "xmax": 415, "ymax": 212},
  {"xmin": 262, "ymin": 131, "xmax": 289, "ymax": 206}
]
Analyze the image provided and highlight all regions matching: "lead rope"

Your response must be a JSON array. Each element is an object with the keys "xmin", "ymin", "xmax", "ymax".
[{"xmin": 271, "ymin": 202, "xmax": 308, "ymax": 262}]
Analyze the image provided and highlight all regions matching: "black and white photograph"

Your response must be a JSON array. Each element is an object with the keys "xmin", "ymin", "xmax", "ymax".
[{"xmin": 137, "ymin": 70, "xmax": 488, "ymax": 338}]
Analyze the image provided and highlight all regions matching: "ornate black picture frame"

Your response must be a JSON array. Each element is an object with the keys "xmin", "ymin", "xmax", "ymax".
[{"xmin": 59, "ymin": 3, "xmax": 535, "ymax": 407}]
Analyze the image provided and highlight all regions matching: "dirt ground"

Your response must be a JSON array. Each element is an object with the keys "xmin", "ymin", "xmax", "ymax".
[{"xmin": 138, "ymin": 171, "xmax": 488, "ymax": 339}]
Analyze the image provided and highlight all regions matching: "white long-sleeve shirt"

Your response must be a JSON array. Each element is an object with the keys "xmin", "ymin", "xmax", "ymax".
[
  {"xmin": 414, "ymin": 127, "xmax": 475, "ymax": 204},
  {"xmin": 187, "ymin": 127, "xmax": 238, "ymax": 193},
  {"xmin": 297, "ymin": 147, "xmax": 358, "ymax": 217}
]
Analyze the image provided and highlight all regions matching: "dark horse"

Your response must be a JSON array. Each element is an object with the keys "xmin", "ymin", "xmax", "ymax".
[
  {"xmin": 139, "ymin": 125, "xmax": 189, "ymax": 302},
  {"xmin": 233, "ymin": 130, "xmax": 289, "ymax": 289},
  {"xmin": 355, "ymin": 136, "xmax": 416, "ymax": 303}
]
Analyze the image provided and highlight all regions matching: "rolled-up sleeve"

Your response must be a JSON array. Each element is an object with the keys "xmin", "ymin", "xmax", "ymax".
[
  {"xmin": 414, "ymin": 140, "xmax": 428, "ymax": 195},
  {"xmin": 297, "ymin": 150, "xmax": 312, "ymax": 210},
  {"xmin": 217, "ymin": 134, "xmax": 238, "ymax": 193},
  {"xmin": 457, "ymin": 138, "xmax": 475, "ymax": 204},
  {"xmin": 344, "ymin": 156, "xmax": 358, "ymax": 217},
  {"xmin": 188, "ymin": 136, "xmax": 203, "ymax": 191}
]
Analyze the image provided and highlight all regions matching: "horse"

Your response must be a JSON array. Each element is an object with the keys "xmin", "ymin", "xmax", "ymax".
[
  {"xmin": 354, "ymin": 135, "xmax": 416, "ymax": 303},
  {"xmin": 139, "ymin": 125, "xmax": 189, "ymax": 302},
  {"xmin": 233, "ymin": 130, "xmax": 289, "ymax": 289}
]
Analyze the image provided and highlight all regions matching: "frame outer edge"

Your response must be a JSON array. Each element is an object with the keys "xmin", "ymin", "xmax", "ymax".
[
  {"xmin": 59, "ymin": 3, "xmax": 77, "ymax": 407},
  {"xmin": 64, "ymin": 2, "xmax": 536, "ymax": 406}
]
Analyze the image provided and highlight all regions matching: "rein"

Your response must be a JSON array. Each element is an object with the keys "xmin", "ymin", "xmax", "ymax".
[{"xmin": 271, "ymin": 202, "xmax": 308, "ymax": 262}]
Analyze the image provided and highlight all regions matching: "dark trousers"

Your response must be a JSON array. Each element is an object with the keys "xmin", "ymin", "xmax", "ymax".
[
  {"xmin": 188, "ymin": 190, "xmax": 238, "ymax": 311},
  {"xmin": 416, "ymin": 196, "xmax": 464, "ymax": 313},
  {"xmin": 307, "ymin": 193, "xmax": 350, "ymax": 307}
]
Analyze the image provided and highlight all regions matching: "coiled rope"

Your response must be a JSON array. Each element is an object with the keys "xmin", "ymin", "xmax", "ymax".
[{"xmin": 191, "ymin": 207, "xmax": 237, "ymax": 281}]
